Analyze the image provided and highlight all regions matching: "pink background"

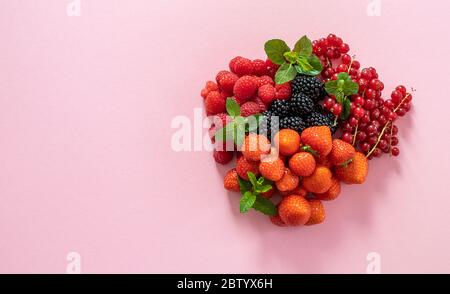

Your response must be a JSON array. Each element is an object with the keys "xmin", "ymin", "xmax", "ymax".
[{"xmin": 0, "ymin": 0, "xmax": 449, "ymax": 274}]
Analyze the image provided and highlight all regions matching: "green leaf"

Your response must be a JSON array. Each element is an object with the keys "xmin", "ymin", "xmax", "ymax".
[
  {"xmin": 306, "ymin": 55, "xmax": 323, "ymax": 75},
  {"xmin": 257, "ymin": 177, "xmax": 265, "ymax": 185},
  {"xmin": 335, "ymin": 91, "xmax": 345, "ymax": 104},
  {"xmin": 341, "ymin": 98, "xmax": 351, "ymax": 120},
  {"xmin": 238, "ymin": 177, "xmax": 252, "ymax": 194},
  {"xmin": 234, "ymin": 116, "xmax": 245, "ymax": 126},
  {"xmin": 343, "ymin": 80, "xmax": 359, "ymax": 96},
  {"xmin": 258, "ymin": 185, "xmax": 273, "ymax": 193},
  {"xmin": 240, "ymin": 191, "xmax": 257, "ymax": 213},
  {"xmin": 294, "ymin": 35, "xmax": 313, "ymax": 57},
  {"xmin": 275, "ymin": 63, "xmax": 297, "ymax": 85},
  {"xmin": 226, "ymin": 98, "xmax": 240, "ymax": 117},
  {"xmin": 234, "ymin": 123, "xmax": 245, "ymax": 147},
  {"xmin": 337, "ymin": 72, "xmax": 351, "ymax": 81},
  {"xmin": 283, "ymin": 51, "xmax": 299, "ymax": 64},
  {"xmin": 247, "ymin": 172, "xmax": 258, "ymax": 188},
  {"xmin": 252, "ymin": 195, "xmax": 277, "ymax": 216},
  {"xmin": 325, "ymin": 80, "xmax": 339, "ymax": 95},
  {"xmin": 264, "ymin": 39, "xmax": 291, "ymax": 65},
  {"xmin": 214, "ymin": 122, "xmax": 235, "ymax": 142},
  {"xmin": 296, "ymin": 57, "xmax": 313, "ymax": 71}
]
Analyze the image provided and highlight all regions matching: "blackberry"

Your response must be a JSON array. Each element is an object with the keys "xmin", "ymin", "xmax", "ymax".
[
  {"xmin": 290, "ymin": 93, "xmax": 314, "ymax": 116},
  {"xmin": 305, "ymin": 110, "xmax": 338, "ymax": 134},
  {"xmin": 280, "ymin": 117, "xmax": 306, "ymax": 133},
  {"xmin": 270, "ymin": 100, "xmax": 290, "ymax": 117},
  {"xmin": 258, "ymin": 111, "xmax": 280, "ymax": 140},
  {"xmin": 291, "ymin": 75, "xmax": 326, "ymax": 102}
]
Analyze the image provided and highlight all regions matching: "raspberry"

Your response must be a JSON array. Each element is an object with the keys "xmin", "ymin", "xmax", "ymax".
[
  {"xmin": 211, "ymin": 112, "xmax": 232, "ymax": 129},
  {"xmin": 216, "ymin": 70, "xmax": 230, "ymax": 83},
  {"xmin": 266, "ymin": 59, "xmax": 280, "ymax": 70},
  {"xmin": 240, "ymin": 102, "xmax": 261, "ymax": 117},
  {"xmin": 205, "ymin": 91, "xmax": 226, "ymax": 115},
  {"xmin": 213, "ymin": 149, "xmax": 234, "ymax": 165},
  {"xmin": 230, "ymin": 57, "xmax": 254, "ymax": 76},
  {"xmin": 275, "ymin": 83, "xmax": 292, "ymax": 100},
  {"xmin": 258, "ymin": 84, "xmax": 276, "ymax": 104},
  {"xmin": 201, "ymin": 88, "xmax": 210, "ymax": 99},
  {"xmin": 253, "ymin": 97, "xmax": 267, "ymax": 112},
  {"xmin": 257, "ymin": 75, "xmax": 275, "ymax": 88},
  {"xmin": 252, "ymin": 59, "xmax": 268, "ymax": 76},
  {"xmin": 201, "ymin": 81, "xmax": 219, "ymax": 99},
  {"xmin": 233, "ymin": 76, "xmax": 257, "ymax": 103},
  {"xmin": 218, "ymin": 72, "xmax": 239, "ymax": 93}
]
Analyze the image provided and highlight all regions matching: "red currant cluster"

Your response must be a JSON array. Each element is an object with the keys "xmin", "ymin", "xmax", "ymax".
[{"xmin": 314, "ymin": 34, "xmax": 413, "ymax": 160}]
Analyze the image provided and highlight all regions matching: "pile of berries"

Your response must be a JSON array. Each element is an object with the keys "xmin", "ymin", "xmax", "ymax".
[{"xmin": 200, "ymin": 33, "xmax": 412, "ymax": 228}]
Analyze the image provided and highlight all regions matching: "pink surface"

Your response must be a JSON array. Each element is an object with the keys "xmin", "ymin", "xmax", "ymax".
[{"xmin": 0, "ymin": 0, "xmax": 449, "ymax": 274}]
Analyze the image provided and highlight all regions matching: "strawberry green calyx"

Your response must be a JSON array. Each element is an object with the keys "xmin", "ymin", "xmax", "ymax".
[{"xmin": 301, "ymin": 145, "xmax": 319, "ymax": 157}]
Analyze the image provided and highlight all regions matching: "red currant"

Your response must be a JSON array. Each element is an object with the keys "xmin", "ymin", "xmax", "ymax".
[
  {"xmin": 349, "ymin": 116, "xmax": 359, "ymax": 127},
  {"xmin": 373, "ymin": 148, "xmax": 382, "ymax": 157},
  {"xmin": 365, "ymin": 88, "xmax": 376, "ymax": 100},
  {"xmin": 357, "ymin": 78, "xmax": 368, "ymax": 91},
  {"xmin": 326, "ymin": 49, "xmax": 335, "ymax": 59},
  {"xmin": 388, "ymin": 111, "xmax": 398, "ymax": 121},
  {"xmin": 353, "ymin": 107, "xmax": 365, "ymax": 119},
  {"xmin": 378, "ymin": 140, "xmax": 388, "ymax": 150},
  {"xmin": 396, "ymin": 108, "xmax": 407, "ymax": 117},
  {"xmin": 324, "ymin": 97, "xmax": 335, "ymax": 109},
  {"xmin": 391, "ymin": 125, "xmax": 398, "ymax": 135},
  {"xmin": 357, "ymin": 131, "xmax": 367, "ymax": 142},
  {"xmin": 384, "ymin": 99, "xmax": 395, "ymax": 110},
  {"xmin": 361, "ymin": 114, "xmax": 371, "ymax": 124},
  {"xmin": 391, "ymin": 90, "xmax": 403, "ymax": 104},
  {"xmin": 361, "ymin": 142, "xmax": 371, "ymax": 152},
  {"xmin": 354, "ymin": 96, "xmax": 365, "ymax": 107},
  {"xmin": 339, "ymin": 43, "xmax": 350, "ymax": 54},
  {"xmin": 351, "ymin": 60, "xmax": 360, "ymax": 70},
  {"xmin": 336, "ymin": 64, "xmax": 349, "ymax": 73},
  {"xmin": 364, "ymin": 99, "xmax": 376, "ymax": 110},
  {"xmin": 391, "ymin": 137, "xmax": 399, "ymax": 146},
  {"xmin": 370, "ymin": 109, "xmax": 380, "ymax": 120},
  {"xmin": 395, "ymin": 85, "xmax": 407, "ymax": 95},
  {"xmin": 342, "ymin": 132, "xmax": 353, "ymax": 144},
  {"xmin": 391, "ymin": 147, "xmax": 400, "ymax": 157},
  {"xmin": 378, "ymin": 115, "xmax": 387, "ymax": 125},
  {"xmin": 361, "ymin": 68, "xmax": 371, "ymax": 80},
  {"xmin": 342, "ymin": 54, "xmax": 352, "ymax": 64},
  {"xmin": 331, "ymin": 104, "xmax": 343, "ymax": 115}
]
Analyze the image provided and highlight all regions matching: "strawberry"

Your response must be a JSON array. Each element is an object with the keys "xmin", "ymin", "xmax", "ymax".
[
  {"xmin": 305, "ymin": 200, "xmax": 326, "ymax": 226},
  {"xmin": 236, "ymin": 156, "xmax": 260, "ymax": 180},
  {"xmin": 315, "ymin": 177, "xmax": 341, "ymax": 201},
  {"xmin": 275, "ymin": 168, "xmax": 300, "ymax": 192},
  {"xmin": 335, "ymin": 152, "xmax": 369, "ymax": 184},
  {"xmin": 274, "ymin": 129, "xmax": 301, "ymax": 157},
  {"xmin": 261, "ymin": 186, "xmax": 276, "ymax": 199},
  {"xmin": 241, "ymin": 134, "xmax": 271, "ymax": 162},
  {"xmin": 279, "ymin": 185, "xmax": 308, "ymax": 197},
  {"xmin": 259, "ymin": 157, "xmax": 285, "ymax": 182},
  {"xmin": 289, "ymin": 152, "xmax": 316, "ymax": 177},
  {"xmin": 302, "ymin": 165, "xmax": 333, "ymax": 194},
  {"xmin": 329, "ymin": 139, "xmax": 356, "ymax": 166},
  {"xmin": 278, "ymin": 195, "xmax": 312, "ymax": 226},
  {"xmin": 224, "ymin": 169, "xmax": 240, "ymax": 192},
  {"xmin": 270, "ymin": 214, "xmax": 287, "ymax": 227},
  {"xmin": 300, "ymin": 126, "xmax": 333, "ymax": 157}
]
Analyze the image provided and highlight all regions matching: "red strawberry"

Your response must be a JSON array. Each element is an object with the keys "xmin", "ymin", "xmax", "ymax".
[
  {"xmin": 224, "ymin": 169, "xmax": 240, "ymax": 192},
  {"xmin": 213, "ymin": 149, "xmax": 234, "ymax": 165},
  {"xmin": 233, "ymin": 76, "xmax": 257, "ymax": 103},
  {"xmin": 258, "ymin": 84, "xmax": 276, "ymax": 104},
  {"xmin": 240, "ymin": 102, "xmax": 261, "ymax": 117},
  {"xmin": 252, "ymin": 59, "xmax": 268, "ymax": 76},
  {"xmin": 270, "ymin": 214, "xmax": 287, "ymax": 227},
  {"xmin": 205, "ymin": 91, "xmax": 226, "ymax": 115},
  {"xmin": 217, "ymin": 72, "xmax": 239, "ymax": 93},
  {"xmin": 275, "ymin": 83, "xmax": 292, "ymax": 100},
  {"xmin": 236, "ymin": 156, "xmax": 260, "ymax": 180},
  {"xmin": 278, "ymin": 195, "xmax": 312, "ymax": 226}
]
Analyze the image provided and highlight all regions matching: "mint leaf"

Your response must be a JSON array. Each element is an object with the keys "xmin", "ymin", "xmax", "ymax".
[
  {"xmin": 306, "ymin": 55, "xmax": 323, "ymax": 75},
  {"xmin": 257, "ymin": 177, "xmax": 264, "ymax": 185},
  {"xmin": 294, "ymin": 35, "xmax": 312, "ymax": 57},
  {"xmin": 252, "ymin": 195, "xmax": 277, "ymax": 216},
  {"xmin": 240, "ymin": 191, "xmax": 257, "ymax": 213},
  {"xmin": 325, "ymin": 80, "xmax": 339, "ymax": 95},
  {"xmin": 247, "ymin": 172, "xmax": 258, "ymax": 188},
  {"xmin": 226, "ymin": 98, "xmax": 240, "ymax": 117},
  {"xmin": 337, "ymin": 72, "xmax": 351, "ymax": 81},
  {"xmin": 335, "ymin": 91, "xmax": 345, "ymax": 104},
  {"xmin": 214, "ymin": 122, "xmax": 235, "ymax": 142},
  {"xmin": 275, "ymin": 62, "xmax": 297, "ymax": 85},
  {"xmin": 343, "ymin": 80, "xmax": 359, "ymax": 96},
  {"xmin": 264, "ymin": 39, "xmax": 290, "ymax": 65},
  {"xmin": 258, "ymin": 185, "xmax": 273, "ymax": 193},
  {"xmin": 238, "ymin": 177, "xmax": 252, "ymax": 194},
  {"xmin": 341, "ymin": 98, "xmax": 351, "ymax": 120},
  {"xmin": 296, "ymin": 57, "xmax": 314, "ymax": 71},
  {"xmin": 283, "ymin": 51, "xmax": 299, "ymax": 64}
]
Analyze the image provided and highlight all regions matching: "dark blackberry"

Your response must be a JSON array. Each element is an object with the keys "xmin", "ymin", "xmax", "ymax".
[
  {"xmin": 305, "ymin": 110, "xmax": 338, "ymax": 134},
  {"xmin": 291, "ymin": 75, "xmax": 327, "ymax": 102},
  {"xmin": 258, "ymin": 111, "xmax": 280, "ymax": 140},
  {"xmin": 269, "ymin": 100, "xmax": 290, "ymax": 117},
  {"xmin": 280, "ymin": 117, "xmax": 306, "ymax": 133},
  {"xmin": 290, "ymin": 93, "xmax": 314, "ymax": 116}
]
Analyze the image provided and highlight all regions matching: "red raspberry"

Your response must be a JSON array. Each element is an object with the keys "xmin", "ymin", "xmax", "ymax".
[
  {"xmin": 275, "ymin": 83, "xmax": 292, "ymax": 100},
  {"xmin": 213, "ymin": 149, "xmax": 234, "ymax": 165},
  {"xmin": 217, "ymin": 72, "xmax": 239, "ymax": 93},
  {"xmin": 216, "ymin": 70, "xmax": 230, "ymax": 84},
  {"xmin": 266, "ymin": 59, "xmax": 280, "ymax": 79},
  {"xmin": 201, "ymin": 88, "xmax": 209, "ymax": 99},
  {"xmin": 240, "ymin": 102, "xmax": 261, "ymax": 117},
  {"xmin": 252, "ymin": 59, "xmax": 268, "ymax": 76},
  {"xmin": 254, "ymin": 97, "xmax": 267, "ymax": 112},
  {"xmin": 212, "ymin": 112, "xmax": 232, "ymax": 129},
  {"xmin": 233, "ymin": 76, "xmax": 257, "ymax": 103},
  {"xmin": 257, "ymin": 75, "xmax": 275, "ymax": 88},
  {"xmin": 201, "ymin": 81, "xmax": 219, "ymax": 99},
  {"xmin": 205, "ymin": 91, "xmax": 226, "ymax": 115},
  {"xmin": 230, "ymin": 57, "xmax": 254, "ymax": 76},
  {"xmin": 266, "ymin": 59, "xmax": 280, "ymax": 70},
  {"xmin": 258, "ymin": 84, "xmax": 276, "ymax": 104}
]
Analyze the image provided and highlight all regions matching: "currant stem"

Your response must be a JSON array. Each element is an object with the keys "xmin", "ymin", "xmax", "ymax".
[
  {"xmin": 347, "ymin": 55, "xmax": 356, "ymax": 74},
  {"xmin": 388, "ymin": 122, "xmax": 394, "ymax": 157},
  {"xmin": 352, "ymin": 124, "xmax": 359, "ymax": 146},
  {"xmin": 366, "ymin": 122, "xmax": 391, "ymax": 158}
]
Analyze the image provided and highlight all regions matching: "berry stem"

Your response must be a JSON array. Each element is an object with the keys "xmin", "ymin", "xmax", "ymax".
[
  {"xmin": 347, "ymin": 55, "xmax": 356, "ymax": 74},
  {"xmin": 388, "ymin": 123, "xmax": 394, "ymax": 157},
  {"xmin": 352, "ymin": 124, "xmax": 359, "ymax": 146},
  {"xmin": 394, "ymin": 92, "xmax": 412, "ymax": 113},
  {"xmin": 366, "ymin": 122, "xmax": 392, "ymax": 158}
]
